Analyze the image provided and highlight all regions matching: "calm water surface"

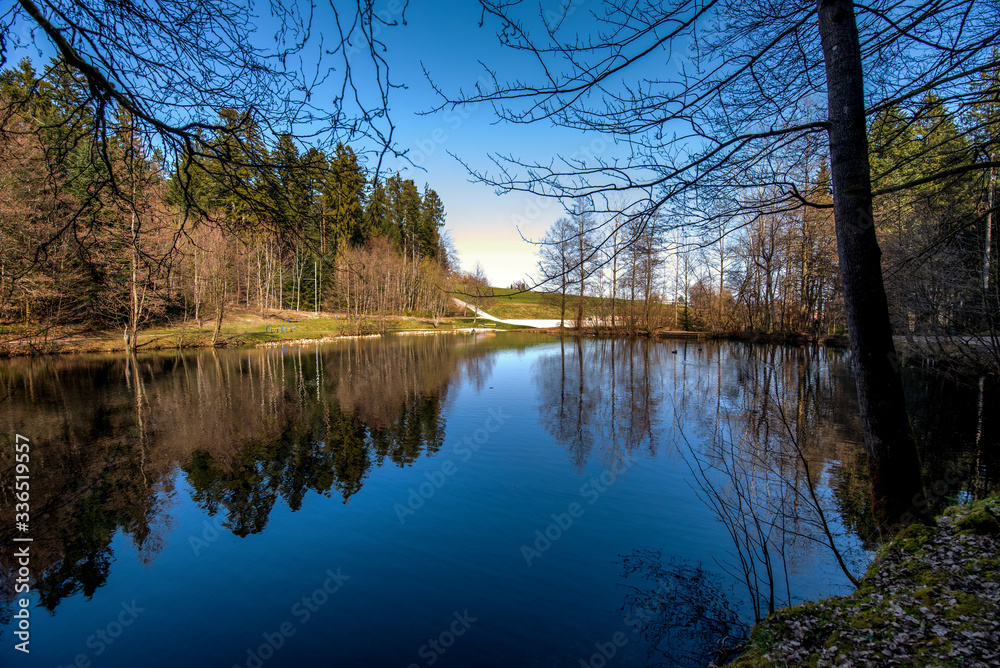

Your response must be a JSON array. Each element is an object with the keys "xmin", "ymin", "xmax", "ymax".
[{"xmin": 1, "ymin": 334, "xmax": 997, "ymax": 667}]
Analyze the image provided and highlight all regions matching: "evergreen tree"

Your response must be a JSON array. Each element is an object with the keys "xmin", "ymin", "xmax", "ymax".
[
  {"xmin": 419, "ymin": 185, "xmax": 446, "ymax": 260},
  {"xmin": 363, "ymin": 177, "xmax": 388, "ymax": 242},
  {"xmin": 324, "ymin": 142, "xmax": 366, "ymax": 249}
]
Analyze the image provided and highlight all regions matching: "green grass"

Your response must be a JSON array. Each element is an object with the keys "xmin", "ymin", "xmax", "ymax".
[
  {"xmin": 0, "ymin": 308, "xmax": 547, "ymax": 357},
  {"xmin": 140, "ymin": 313, "xmax": 352, "ymax": 346},
  {"xmin": 4, "ymin": 284, "xmax": 690, "ymax": 356},
  {"xmin": 447, "ymin": 317, "xmax": 535, "ymax": 331},
  {"xmin": 453, "ymin": 286, "xmax": 685, "ymax": 325},
  {"xmin": 5, "ymin": 286, "xmax": 685, "ymax": 357},
  {"xmin": 453, "ymin": 286, "xmax": 657, "ymax": 321}
]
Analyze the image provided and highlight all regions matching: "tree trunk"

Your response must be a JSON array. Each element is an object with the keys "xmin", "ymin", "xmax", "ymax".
[
  {"xmin": 985, "ymin": 165, "xmax": 994, "ymax": 293},
  {"xmin": 818, "ymin": 0, "xmax": 924, "ymax": 530},
  {"xmin": 194, "ymin": 246, "xmax": 201, "ymax": 327},
  {"xmin": 644, "ymin": 239, "xmax": 654, "ymax": 331},
  {"xmin": 128, "ymin": 213, "xmax": 139, "ymax": 354},
  {"xmin": 560, "ymin": 255, "xmax": 567, "ymax": 328},
  {"xmin": 717, "ymin": 232, "xmax": 725, "ymax": 328},
  {"xmin": 611, "ymin": 237, "xmax": 618, "ymax": 332},
  {"xmin": 674, "ymin": 243, "xmax": 680, "ymax": 329},
  {"xmin": 212, "ymin": 281, "xmax": 226, "ymax": 347}
]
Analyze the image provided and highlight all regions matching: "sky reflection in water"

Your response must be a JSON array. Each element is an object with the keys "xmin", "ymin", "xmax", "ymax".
[{"xmin": 1, "ymin": 334, "xmax": 997, "ymax": 667}]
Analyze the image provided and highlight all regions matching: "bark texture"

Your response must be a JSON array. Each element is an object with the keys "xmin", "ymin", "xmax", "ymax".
[{"xmin": 817, "ymin": 0, "xmax": 925, "ymax": 530}]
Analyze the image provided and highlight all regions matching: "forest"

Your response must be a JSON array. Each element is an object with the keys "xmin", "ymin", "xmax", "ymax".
[
  {"xmin": 2, "ymin": 44, "xmax": 998, "ymax": 381},
  {"xmin": 538, "ymin": 83, "xmax": 998, "ymax": 361},
  {"xmin": 0, "ymin": 58, "xmax": 456, "ymax": 349}
]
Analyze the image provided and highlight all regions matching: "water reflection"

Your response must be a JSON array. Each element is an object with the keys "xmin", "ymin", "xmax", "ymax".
[
  {"xmin": 531, "ymin": 338, "xmax": 1000, "ymax": 665},
  {"xmin": 0, "ymin": 336, "xmax": 493, "ymax": 619},
  {"xmin": 534, "ymin": 338, "xmax": 662, "ymax": 470},
  {"xmin": 619, "ymin": 548, "xmax": 744, "ymax": 668},
  {"xmin": 533, "ymin": 339, "xmax": 999, "ymax": 544},
  {"xmin": 0, "ymin": 334, "xmax": 997, "ymax": 666}
]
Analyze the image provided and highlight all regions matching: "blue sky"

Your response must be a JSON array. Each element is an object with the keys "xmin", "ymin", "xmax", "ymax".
[
  {"xmin": 368, "ymin": 0, "xmax": 613, "ymax": 286},
  {"xmin": 360, "ymin": 0, "xmax": 698, "ymax": 286},
  {"xmin": 8, "ymin": 0, "xmax": 645, "ymax": 287}
]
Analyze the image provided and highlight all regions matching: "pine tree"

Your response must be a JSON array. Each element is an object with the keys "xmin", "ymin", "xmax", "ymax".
[
  {"xmin": 324, "ymin": 142, "xmax": 366, "ymax": 249},
  {"xmin": 419, "ymin": 185, "xmax": 446, "ymax": 260}
]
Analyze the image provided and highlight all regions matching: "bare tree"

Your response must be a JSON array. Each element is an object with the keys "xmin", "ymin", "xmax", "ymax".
[
  {"xmin": 569, "ymin": 198, "xmax": 597, "ymax": 329},
  {"xmin": 465, "ymin": 262, "xmax": 495, "ymax": 324},
  {"xmin": 0, "ymin": 106, "xmax": 79, "ymax": 328},
  {"xmin": 2, "ymin": 0, "xmax": 405, "ymax": 269},
  {"xmin": 433, "ymin": 0, "xmax": 1000, "ymax": 527},
  {"xmin": 537, "ymin": 216, "xmax": 574, "ymax": 327}
]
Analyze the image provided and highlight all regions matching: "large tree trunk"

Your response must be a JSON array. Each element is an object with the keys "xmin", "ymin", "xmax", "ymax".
[
  {"xmin": 985, "ymin": 165, "xmax": 994, "ymax": 294},
  {"xmin": 818, "ymin": 0, "xmax": 924, "ymax": 530}
]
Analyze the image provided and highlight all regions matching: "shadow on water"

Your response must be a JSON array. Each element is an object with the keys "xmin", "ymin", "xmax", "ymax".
[{"xmin": 619, "ymin": 548, "xmax": 745, "ymax": 668}]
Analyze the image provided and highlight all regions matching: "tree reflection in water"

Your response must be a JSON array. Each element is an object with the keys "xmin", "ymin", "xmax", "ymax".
[
  {"xmin": 531, "ymin": 338, "xmax": 999, "ymax": 665},
  {"xmin": 534, "ymin": 337, "xmax": 662, "ymax": 471},
  {"xmin": 0, "ymin": 334, "xmax": 995, "ymax": 639},
  {"xmin": 0, "ymin": 335, "xmax": 488, "ymax": 616}
]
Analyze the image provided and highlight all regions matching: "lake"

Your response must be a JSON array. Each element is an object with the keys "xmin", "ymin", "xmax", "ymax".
[{"xmin": 1, "ymin": 334, "xmax": 997, "ymax": 667}]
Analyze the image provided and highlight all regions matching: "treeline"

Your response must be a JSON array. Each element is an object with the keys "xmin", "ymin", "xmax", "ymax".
[
  {"xmin": 0, "ymin": 58, "xmax": 456, "ymax": 347},
  {"xmin": 537, "ymin": 165, "xmax": 841, "ymax": 335},
  {"xmin": 538, "ymin": 83, "xmax": 998, "ymax": 353}
]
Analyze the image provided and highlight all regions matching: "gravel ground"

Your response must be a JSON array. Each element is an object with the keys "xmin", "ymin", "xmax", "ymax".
[{"xmin": 721, "ymin": 498, "xmax": 1000, "ymax": 667}]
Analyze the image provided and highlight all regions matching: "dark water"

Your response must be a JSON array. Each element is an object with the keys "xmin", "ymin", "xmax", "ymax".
[{"xmin": 1, "ymin": 334, "xmax": 997, "ymax": 667}]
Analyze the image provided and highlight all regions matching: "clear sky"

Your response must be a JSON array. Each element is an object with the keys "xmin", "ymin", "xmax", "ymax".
[
  {"xmin": 9, "ymin": 0, "xmax": 634, "ymax": 287},
  {"xmin": 350, "ymin": 0, "xmax": 621, "ymax": 287}
]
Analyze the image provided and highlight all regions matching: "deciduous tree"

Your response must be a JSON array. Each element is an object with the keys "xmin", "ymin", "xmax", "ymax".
[{"xmin": 435, "ymin": 0, "xmax": 1000, "ymax": 526}]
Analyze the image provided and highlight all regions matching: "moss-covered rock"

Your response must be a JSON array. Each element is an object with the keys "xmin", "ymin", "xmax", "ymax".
[{"xmin": 953, "ymin": 505, "xmax": 1000, "ymax": 536}]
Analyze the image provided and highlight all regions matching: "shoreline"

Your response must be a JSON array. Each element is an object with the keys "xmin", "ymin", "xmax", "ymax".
[
  {"xmin": 7, "ymin": 316, "xmax": 973, "ymax": 362},
  {"xmin": 0, "ymin": 321, "xmax": 858, "ymax": 358},
  {"xmin": 720, "ymin": 498, "xmax": 1000, "ymax": 667},
  {"xmin": 0, "ymin": 312, "xmax": 543, "ymax": 358}
]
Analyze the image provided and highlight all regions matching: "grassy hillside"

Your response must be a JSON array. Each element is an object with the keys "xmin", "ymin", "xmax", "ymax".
[
  {"xmin": 470, "ymin": 288, "xmax": 565, "ymax": 319},
  {"xmin": 458, "ymin": 286, "xmax": 679, "ymax": 323}
]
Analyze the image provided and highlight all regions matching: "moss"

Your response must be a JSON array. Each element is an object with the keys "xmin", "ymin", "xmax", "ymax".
[
  {"xmin": 913, "ymin": 569, "xmax": 945, "ymax": 586},
  {"xmin": 912, "ymin": 639, "xmax": 956, "ymax": 667},
  {"xmin": 782, "ymin": 600, "xmax": 820, "ymax": 619},
  {"xmin": 953, "ymin": 506, "xmax": 1000, "ymax": 536},
  {"xmin": 873, "ymin": 522, "xmax": 936, "ymax": 565},
  {"xmin": 944, "ymin": 592, "xmax": 982, "ymax": 620},
  {"xmin": 723, "ymin": 497, "xmax": 1000, "ymax": 667},
  {"xmin": 913, "ymin": 586, "xmax": 935, "ymax": 607},
  {"xmin": 845, "ymin": 603, "xmax": 892, "ymax": 634},
  {"xmin": 895, "ymin": 522, "xmax": 936, "ymax": 550},
  {"xmin": 943, "ymin": 504, "xmax": 966, "ymax": 517},
  {"xmin": 723, "ymin": 653, "xmax": 773, "ymax": 668},
  {"xmin": 976, "ymin": 555, "xmax": 1000, "ymax": 581},
  {"xmin": 749, "ymin": 625, "xmax": 776, "ymax": 654},
  {"xmin": 976, "ymin": 555, "xmax": 1000, "ymax": 569}
]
